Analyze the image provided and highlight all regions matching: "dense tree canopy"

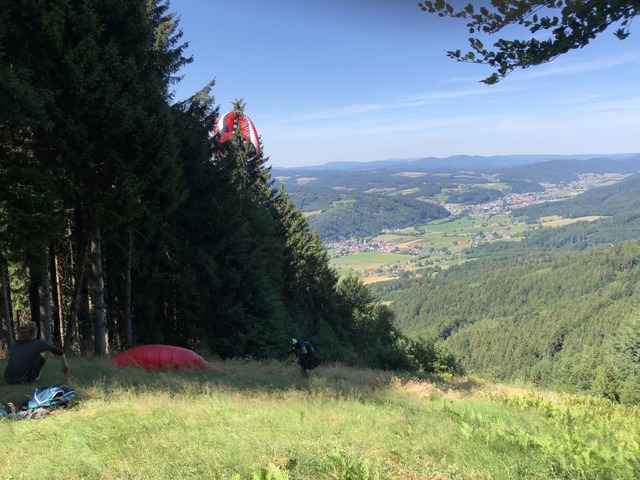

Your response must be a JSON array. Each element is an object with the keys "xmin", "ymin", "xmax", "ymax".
[
  {"xmin": 0, "ymin": 0, "xmax": 459, "ymax": 375},
  {"xmin": 419, "ymin": 0, "xmax": 639, "ymax": 83},
  {"xmin": 374, "ymin": 226, "xmax": 640, "ymax": 403}
]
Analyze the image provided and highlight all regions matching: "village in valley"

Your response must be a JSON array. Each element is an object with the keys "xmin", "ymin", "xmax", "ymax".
[
  {"xmin": 326, "ymin": 215, "xmax": 526, "ymax": 281},
  {"xmin": 326, "ymin": 172, "xmax": 625, "ymax": 281}
]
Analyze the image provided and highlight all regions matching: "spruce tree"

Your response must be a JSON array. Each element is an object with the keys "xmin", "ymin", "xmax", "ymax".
[{"xmin": 0, "ymin": 0, "xmax": 185, "ymax": 354}]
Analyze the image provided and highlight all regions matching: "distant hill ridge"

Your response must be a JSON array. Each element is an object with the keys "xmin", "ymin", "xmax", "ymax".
[
  {"xmin": 274, "ymin": 154, "xmax": 640, "ymax": 242},
  {"xmin": 275, "ymin": 153, "xmax": 640, "ymax": 172}
]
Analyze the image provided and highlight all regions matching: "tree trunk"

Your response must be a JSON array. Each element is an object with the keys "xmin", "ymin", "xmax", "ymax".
[
  {"xmin": 91, "ymin": 224, "xmax": 107, "ymax": 355},
  {"xmin": 64, "ymin": 236, "xmax": 91, "ymax": 352},
  {"xmin": 0, "ymin": 265, "xmax": 13, "ymax": 349},
  {"xmin": 28, "ymin": 267, "xmax": 40, "ymax": 330},
  {"xmin": 39, "ymin": 257, "xmax": 53, "ymax": 343},
  {"xmin": 50, "ymin": 242, "xmax": 63, "ymax": 345},
  {"xmin": 125, "ymin": 229, "xmax": 133, "ymax": 347}
]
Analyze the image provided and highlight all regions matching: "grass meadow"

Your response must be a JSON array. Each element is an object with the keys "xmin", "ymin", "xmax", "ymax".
[
  {"xmin": 331, "ymin": 251, "xmax": 413, "ymax": 270},
  {"xmin": 1, "ymin": 356, "xmax": 639, "ymax": 479}
]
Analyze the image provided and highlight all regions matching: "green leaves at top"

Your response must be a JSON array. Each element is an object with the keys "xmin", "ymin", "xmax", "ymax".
[{"xmin": 418, "ymin": 0, "xmax": 639, "ymax": 84}]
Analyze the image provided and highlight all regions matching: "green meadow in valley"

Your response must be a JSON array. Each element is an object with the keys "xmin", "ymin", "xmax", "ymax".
[{"xmin": 1, "ymin": 357, "xmax": 638, "ymax": 479}]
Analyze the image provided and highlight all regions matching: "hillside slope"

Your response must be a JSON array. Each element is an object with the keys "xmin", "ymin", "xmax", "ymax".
[
  {"xmin": 1, "ymin": 358, "xmax": 638, "ymax": 479},
  {"xmin": 305, "ymin": 194, "xmax": 449, "ymax": 241},
  {"xmin": 515, "ymin": 173, "xmax": 640, "ymax": 220},
  {"xmin": 378, "ymin": 240, "xmax": 640, "ymax": 402}
]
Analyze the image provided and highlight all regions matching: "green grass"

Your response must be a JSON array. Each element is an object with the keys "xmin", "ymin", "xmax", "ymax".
[
  {"xmin": 1, "ymin": 358, "xmax": 639, "ymax": 479},
  {"xmin": 331, "ymin": 252, "xmax": 413, "ymax": 270}
]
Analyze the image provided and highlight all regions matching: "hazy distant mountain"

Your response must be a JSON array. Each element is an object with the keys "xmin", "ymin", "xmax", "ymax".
[
  {"xmin": 495, "ymin": 157, "xmax": 640, "ymax": 188},
  {"xmin": 274, "ymin": 153, "xmax": 640, "ymax": 242},
  {"xmin": 277, "ymin": 153, "xmax": 640, "ymax": 172},
  {"xmin": 273, "ymin": 154, "xmax": 640, "ymax": 194}
]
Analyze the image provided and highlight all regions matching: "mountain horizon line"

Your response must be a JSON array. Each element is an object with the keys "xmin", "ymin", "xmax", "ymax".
[{"xmin": 273, "ymin": 152, "xmax": 640, "ymax": 172}]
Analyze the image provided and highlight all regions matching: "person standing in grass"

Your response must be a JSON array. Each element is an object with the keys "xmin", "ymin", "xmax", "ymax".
[
  {"xmin": 289, "ymin": 338, "xmax": 319, "ymax": 376},
  {"xmin": 4, "ymin": 321, "xmax": 70, "ymax": 384}
]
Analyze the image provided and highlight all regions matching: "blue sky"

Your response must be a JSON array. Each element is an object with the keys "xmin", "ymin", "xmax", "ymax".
[{"xmin": 171, "ymin": 0, "xmax": 640, "ymax": 168}]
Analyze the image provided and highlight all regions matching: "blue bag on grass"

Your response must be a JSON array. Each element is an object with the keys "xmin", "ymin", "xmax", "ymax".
[{"xmin": 24, "ymin": 385, "xmax": 75, "ymax": 409}]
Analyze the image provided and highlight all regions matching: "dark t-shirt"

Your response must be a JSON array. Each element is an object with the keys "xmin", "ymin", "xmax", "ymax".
[{"xmin": 3, "ymin": 340, "xmax": 64, "ymax": 384}]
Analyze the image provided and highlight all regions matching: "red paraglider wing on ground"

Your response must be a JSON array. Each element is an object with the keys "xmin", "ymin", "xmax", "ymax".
[{"xmin": 111, "ymin": 344, "xmax": 209, "ymax": 370}]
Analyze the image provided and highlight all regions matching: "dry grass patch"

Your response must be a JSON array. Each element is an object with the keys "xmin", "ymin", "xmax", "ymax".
[{"xmin": 540, "ymin": 215, "xmax": 605, "ymax": 227}]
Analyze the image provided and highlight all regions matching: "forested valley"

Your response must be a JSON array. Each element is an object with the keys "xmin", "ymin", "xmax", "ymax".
[
  {"xmin": 372, "ymin": 174, "xmax": 640, "ymax": 404},
  {"xmin": 0, "ymin": 0, "xmax": 445, "ymax": 372},
  {"xmin": 275, "ymin": 157, "xmax": 640, "ymax": 404}
]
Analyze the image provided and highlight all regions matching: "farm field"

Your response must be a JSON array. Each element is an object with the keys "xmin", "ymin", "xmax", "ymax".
[
  {"xmin": 331, "ymin": 251, "xmax": 413, "ymax": 278},
  {"xmin": 329, "ymin": 213, "xmax": 606, "ymax": 280},
  {"xmin": 329, "ymin": 213, "xmax": 530, "ymax": 280},
  {"xmin": 539, "ymin": 215, "xmax": 606, "ymax": 227}
]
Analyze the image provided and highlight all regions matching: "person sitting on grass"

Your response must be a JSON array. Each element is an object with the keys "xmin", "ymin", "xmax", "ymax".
[{"xmin": 4, "ymin": 321, "xmax": 70, "ymax": 385}]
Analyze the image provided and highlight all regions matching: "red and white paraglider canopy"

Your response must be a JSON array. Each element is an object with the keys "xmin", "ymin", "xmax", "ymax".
[{"xmin": 213, "ymin": 109, "xmax": 261, "ymax": 159}]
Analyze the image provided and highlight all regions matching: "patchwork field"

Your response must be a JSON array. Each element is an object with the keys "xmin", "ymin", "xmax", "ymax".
[{"xmin": 330, "ymin": 213, "xmax": 530, "ymax": 280}]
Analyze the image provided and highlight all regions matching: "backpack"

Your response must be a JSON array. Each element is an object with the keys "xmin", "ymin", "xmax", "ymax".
[
  {"xmin": 303, "ymin": 341, "xmax": 320, "ymax": 370},
  {"xmin": 23, "ymin": 385, "xmax": 75, "ymax": 410},
  {"xmin": 303, "ymin": 341, "xmax": 315, "ymax": 353}
]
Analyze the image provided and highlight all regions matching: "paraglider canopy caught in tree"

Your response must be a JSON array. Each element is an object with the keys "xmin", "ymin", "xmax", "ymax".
[{"xmin": 213, "ymin": 106, "xmax": 261, "ymax": 159}]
